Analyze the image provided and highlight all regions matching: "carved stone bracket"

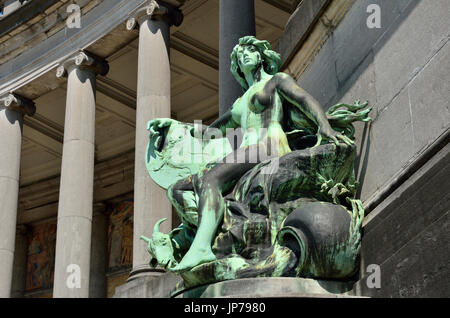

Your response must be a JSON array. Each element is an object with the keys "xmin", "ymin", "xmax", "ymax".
[
  {"xmin": 56, "ymin": 51, "xmax": 109, "ymax": 78},
  {"xmin": 1, "ymin": 93, "xmax": 36, "ymax": 116},
  {"xmin": 126, "ymin": 0, "xmax": 183, "ymax": 31}
]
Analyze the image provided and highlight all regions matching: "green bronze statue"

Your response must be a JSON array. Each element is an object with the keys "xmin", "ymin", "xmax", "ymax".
[{"xmin": 141, "ymin": 36, "xmax": 371, "ymax": 292}]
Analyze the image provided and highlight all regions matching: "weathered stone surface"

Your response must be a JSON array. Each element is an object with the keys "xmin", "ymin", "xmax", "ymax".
[
  {"xmin": 354, "ymin": 145, "xmax": 450, "ymax": 297},
  {"xmin": 57, "ymin": 140, "xmax": 95, "ymax": 220},
  {"xmin": 0, "ymin": 109, "xmax": 22, "ymax": 180},
  {"xmin": 132, "ymin": 16, "xmax": 173, "ymax": 278},
  {"xmin": 408, "ymin": 42, "xmax": 450, "ymax": 152},
  {"xmin": 53, "ymin": 63, "xmax": 98, "ymax": 298},
  {"xmin": 361, "ymin": 155, "xmax": 450, "ymax": 266},
  {"xmin": 113, "ymin": 272, "xmax": 182, "ymax": 298},
  {"xmin": 53, "ymin": 216, "xmax": 93, "ymax": 298},
  {"xmin": 354, "ymin": 126, "xmax": 381, "ymax": 204},
  {"xmin": 176, "ymin": 277, "xmax": 356, "ymax": 298},
  {"xmin": 297, "ymin": 39, "xmax": 338, "ymax": 107},
  {"xmin": 277, "ymin": 0, "xmax": 450, "ymax": 299},
  {"xmin": 373, "ymin": 0, "xmax": 450, "ymax": 110},
  {"xmin": 0, "ymin": 177, "xmax": 20, "ymax": 298},
  {"xmin": 335, "ymin": 52, "xmax": 380, "ymax": 203},
  {"xmin": 334, "ymin": 0, "xmax": 405, "ymax": 85},
  {"xmin": 370, "ymin": 89, "xmax": 415, "ymax": 190},
  {"xmin": 0, "ymin": 107, "xmax": 23, "ymax": 298},
  {"xmin": 356, "ymin": 211, "xmax": 450, "ymax": 298},
  {"xmin": 275, "ymin": 0, "xmax": 329, "ymax": 67},
  {"xmin": 363, "ymin": 144, "xmax": 450, "ymax": 234},
  {"xmin": 335, "ymin": 52, "xmax": 378, "ymax": 121}
]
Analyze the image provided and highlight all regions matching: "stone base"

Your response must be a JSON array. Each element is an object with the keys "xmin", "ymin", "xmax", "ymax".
[
  {"xmin": 113, "ymin": 272, "xmax": 182, "ymax": 298},
  {"xmin": 113, "ymin": 274, "xmax": 363, "ymax": 298},
  {"xmin": 174, "ymin": 277, "xmax": 359, "ymax": 298}
]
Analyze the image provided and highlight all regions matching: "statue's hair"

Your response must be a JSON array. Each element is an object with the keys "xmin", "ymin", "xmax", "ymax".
[{"xmin": 230, "ymin": 36, "xmax": 281, "ymax": 91}]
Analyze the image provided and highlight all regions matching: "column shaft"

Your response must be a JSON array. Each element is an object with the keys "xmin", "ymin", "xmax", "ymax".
[
  {"xmin": 53, "ymin": 67, "xmax": 97, "ymax": 298},
  {"xmin": 132, "ymin": 17, "xmax": 172, "ymax": 277},
  {"xmin": 0, "ymin": 108, "xmax": 23, "ymax": 298},
  {"xmin": 219, "ymin": 0, "xmax": 256, "ymax": 116}
]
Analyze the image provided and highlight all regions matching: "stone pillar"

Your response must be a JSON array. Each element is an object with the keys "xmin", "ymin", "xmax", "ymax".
[
  {"xmin": 219, "ymin": 0, "xmax": 256, "ymax": 115},
  {"xmin": 89, "ymin": 204, "xmax": 108, "ymax": 298},
  {"xmin": 126, "ymin": 0, "xmax": 183, "ymax": 280},
  {"xmin": 0, "ymin": 94, "xmax": 35, "ymax": 298},
  {"xmin": 53, "ymin": 52, "xmax": 108, "ymax": 298},
  {"xmin": 11, "ymin": 225, "xmax": 29, "ymax": 298}
]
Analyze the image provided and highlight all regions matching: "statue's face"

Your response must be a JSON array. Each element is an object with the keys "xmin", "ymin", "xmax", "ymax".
[{"xmin": 237, "ymin": 45, "xmax": 261, "ymax": 72}]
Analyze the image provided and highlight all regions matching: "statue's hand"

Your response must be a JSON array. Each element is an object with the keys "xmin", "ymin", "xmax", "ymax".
[
  {"xmin": 140, "ymin": 218, "xmax": 177, "ymax": 269},
  {"xmin": 147, "ymin": 118, "xmax": 176, "ymax": 150},
  {"xmin": 318, "ymin": 127, "xmax": 354, "ymax": 147}
]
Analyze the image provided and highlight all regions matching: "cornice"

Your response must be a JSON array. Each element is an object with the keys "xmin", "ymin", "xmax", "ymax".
[{"xmin": 0, "ymin": 0, "xmax": 147, "ymax": 97}]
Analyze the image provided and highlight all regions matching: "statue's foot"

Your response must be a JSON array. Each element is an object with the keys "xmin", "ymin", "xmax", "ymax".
[{"xmin": 169, "ymin": 248, "xmax": 216, "ymax": 273}]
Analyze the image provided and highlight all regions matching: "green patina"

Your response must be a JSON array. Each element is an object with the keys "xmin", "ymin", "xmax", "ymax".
[{"xmin": 140, "ymin": 36, "xmax": 372, "ymax": 293}]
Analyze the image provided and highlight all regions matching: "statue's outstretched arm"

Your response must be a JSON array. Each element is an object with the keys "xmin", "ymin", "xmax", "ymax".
[{"xmin": 275, "ymin": 73, "xmax": 353, "ymax": 146}]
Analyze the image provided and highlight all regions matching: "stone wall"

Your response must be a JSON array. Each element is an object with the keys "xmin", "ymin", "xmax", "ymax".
[{"xmin": 278, "ymin": 0, "xmax": 450, "ymax": 297}]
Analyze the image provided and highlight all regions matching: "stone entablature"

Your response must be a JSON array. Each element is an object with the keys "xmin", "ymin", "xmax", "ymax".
[
  {"xmin": 0, "ymin": 0, "xmax": 103, "ymax": 65},
  {"xmin": 0, "ymin": 0, "xmax": 139, "ymax": 97}
]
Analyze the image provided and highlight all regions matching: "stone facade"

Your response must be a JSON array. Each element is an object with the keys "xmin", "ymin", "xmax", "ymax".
[{"xmin": 277, "ymin": 0, "xmax": 449, "ymax": 297}]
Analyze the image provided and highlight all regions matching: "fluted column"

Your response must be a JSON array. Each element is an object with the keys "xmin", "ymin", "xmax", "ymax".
[
  {"xmin": 126, "ymin": 0, "xmax": 183, "ymax": 280},
  {"xmin": 0, "ymin": 93, "xmax": 35, "ymax": 298},
  {"xmin": 219, "ymin": 0, "xmax": 255, "ymax": 115},
  {"xmin": 53, "ymin": 51, "xmax": 108, "ymax": 298}
]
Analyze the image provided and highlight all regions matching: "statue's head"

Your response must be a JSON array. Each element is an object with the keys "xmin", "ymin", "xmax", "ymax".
[{"xmin": 231, "ymin": 36, "xmax": 281, "ymax": 90}]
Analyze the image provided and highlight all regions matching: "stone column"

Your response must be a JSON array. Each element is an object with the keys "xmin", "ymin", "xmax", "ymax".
[
  {"xmin": 53, "ymin": 52, "xmax": 108, "ymax": 298},
  {"xmin": 219, "ymin": 0, "xmax": 256, "ymax": 115},
  {"xmin": 126, "ymin": 0, "xmax": 183, "ymax": 280},
  {"xmin": 0, "ymin": 94, "xmax": 35, "ymax": 298},
  {"xmin": 11, "ymin": 225, "xmax": 29, "ymax": 298},
  {"xmin": 89, "ymin": 204, "xmax": 108, "ymax": 298}
]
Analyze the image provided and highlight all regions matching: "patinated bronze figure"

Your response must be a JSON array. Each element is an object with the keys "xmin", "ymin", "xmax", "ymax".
[{"xmin": 142, "ymin": 36, "xmax": 371, "ymax": 291}]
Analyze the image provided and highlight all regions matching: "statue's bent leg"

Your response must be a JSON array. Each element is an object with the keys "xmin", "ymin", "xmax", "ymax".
[
  {"xmin": 170, "ymin": 146, "xmax": 262, "ymax": 272},
  {"xmin": 168, "ymin": 178, "xmax": 197, "ymax": 228}
]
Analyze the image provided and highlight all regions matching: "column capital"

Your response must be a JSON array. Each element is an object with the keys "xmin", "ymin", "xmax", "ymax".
[
  {"xmin": 1, "ymin": 93, "xmax": 36, "ymax": 117},
  {"xmin": 56, "ymin": 51, "xmax": 109, "ymax": 79},
  {"xmin": 126, "ymin": 0, "xmax": 183, "ymax": 31}
]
